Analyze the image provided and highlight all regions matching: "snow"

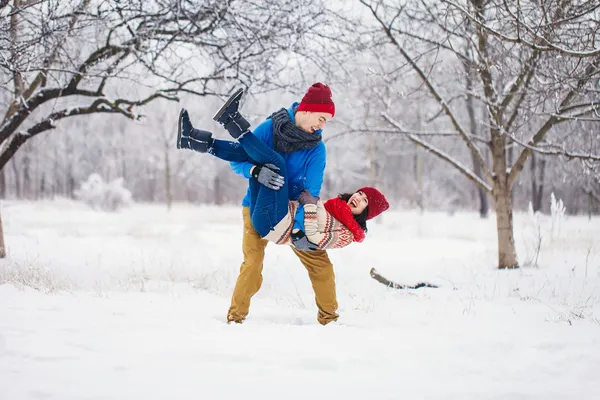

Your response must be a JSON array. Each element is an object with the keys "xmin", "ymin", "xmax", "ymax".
[{"xmin": 1, "ymin": 199, "xmax": 599, "ymax": 399}]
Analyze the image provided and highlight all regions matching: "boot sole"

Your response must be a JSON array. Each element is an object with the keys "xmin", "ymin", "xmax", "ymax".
[
  {"xmin": 177, "ymin": 109, "xmax": 184, "ymax": 149},
  {"xmin": 213, "ymin": 88, "xmax": 244, "ymax": 122}
]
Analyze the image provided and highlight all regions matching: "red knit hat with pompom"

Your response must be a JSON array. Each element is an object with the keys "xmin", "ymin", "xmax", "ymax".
[
  {"xmin": 297, "ymin": 82, "xmax": 335, "ymax": 117},
  {"xmin": 359, "ymin": 187, "xmax": 389, "ymax": 220}
]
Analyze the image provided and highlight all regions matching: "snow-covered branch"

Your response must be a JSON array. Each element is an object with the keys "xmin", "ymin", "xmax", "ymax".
[
  {"xmin": 0, "ymin": 0, "xmax": 334, "ymax": 170},
  {"xmin": 508, "ymin": 56, "xmax": 600, "ymax": 187},
  {"xmin": 361, "ymin": 0, "xmax": 493, "ymax": 183},
  {"xmin": 443, "ymin": 0, "xmax": 600, "ymax": 57},
  {"xmin": 509, "ymin": 135, "xmax": 600, "ymax": 162},
  {"xmin": 383, "ymin": 112, "xmax": 492, "ymax": 193},
  {"xmin": 325, "ymin": 127, "xmax": 489, "ymax": 145}
]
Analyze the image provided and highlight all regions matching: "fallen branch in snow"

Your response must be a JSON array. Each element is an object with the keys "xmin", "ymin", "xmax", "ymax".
[{"xmin": 369, "ymin": 268, "xmax": 439, "ymax": 289}]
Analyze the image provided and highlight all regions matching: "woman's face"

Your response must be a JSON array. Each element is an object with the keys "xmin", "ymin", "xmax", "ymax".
[{"xmin": 348, "ymin": 190, "xmax": 368, "ymax": 215}]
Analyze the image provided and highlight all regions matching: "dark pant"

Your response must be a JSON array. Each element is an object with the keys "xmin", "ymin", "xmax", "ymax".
[{"xmin": 209, "ymin": 134, "xmax": 289, "ymax": 237}]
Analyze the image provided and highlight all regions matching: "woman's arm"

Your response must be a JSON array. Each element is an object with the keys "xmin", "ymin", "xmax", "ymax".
[{"xmin": 304, "ymin": 200, "xmax": 329, "ymax": 246}]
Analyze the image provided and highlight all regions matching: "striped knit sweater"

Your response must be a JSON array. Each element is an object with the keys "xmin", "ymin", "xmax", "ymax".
[{"xmin": 264, "ymin": 200, "xmax": 355, "ymax": 250}]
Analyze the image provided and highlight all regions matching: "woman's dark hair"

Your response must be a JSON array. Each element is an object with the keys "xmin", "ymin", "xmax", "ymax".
[{"xmin": 338, "ymin": 193, "xmax": 368, "ymax": 233}]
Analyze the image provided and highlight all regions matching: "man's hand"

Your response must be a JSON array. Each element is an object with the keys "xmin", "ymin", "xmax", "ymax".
[
  {"xmin": 298, "ymin": 189, "xmax": 319, "ymax": 205},
  {"xmin": 291, "ymin": 230, "xmax": 320, "ymax": 251},
  {"xmin": 251, "ymin": 163, "xmax": 284, "ymax": 190}
]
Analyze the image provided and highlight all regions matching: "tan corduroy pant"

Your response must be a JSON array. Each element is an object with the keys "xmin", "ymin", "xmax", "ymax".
[{"xmin": 227, "ymin": 206, "xmax": 339, "ymax": 325}]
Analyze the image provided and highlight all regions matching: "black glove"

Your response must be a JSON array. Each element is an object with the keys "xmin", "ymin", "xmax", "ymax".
[
  {"xmin": 291, "ymin": 230, "xmax": 320, "ymax": 251},
  {"xmin": 298, "ymin": 189, "xmax": 319, "ymax": 205},
  {"xmin": 251, "ymin": 163, "xmax": 284, "ymax": 190}
]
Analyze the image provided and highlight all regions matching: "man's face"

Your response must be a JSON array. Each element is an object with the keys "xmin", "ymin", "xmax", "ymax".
[{"xmin": 295, "ymin": 111, "xmax": 333, "ymax": 133}]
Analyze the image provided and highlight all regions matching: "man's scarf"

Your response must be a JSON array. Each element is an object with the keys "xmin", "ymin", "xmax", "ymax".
[{"xmin": 270, "ymin": 108, "xmax": 321, "ymax": 153}]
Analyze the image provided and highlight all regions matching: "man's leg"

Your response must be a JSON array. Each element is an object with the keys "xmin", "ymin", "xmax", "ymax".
[
  {"xmin": 227, "ymin": 206, "xmax": 269, "ymax": 323},
  {"xmin": 291, "ymin": 247, "xmax": 339, "ymax": 325}
]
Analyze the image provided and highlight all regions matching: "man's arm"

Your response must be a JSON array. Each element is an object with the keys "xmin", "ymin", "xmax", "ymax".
[
  {"xmin": 293, "ymin": 144, "xmax": 326, "ymax": 231},
  {"xmin": 229, "ymin": 120, "xmax": 272, "ymax": 178}
]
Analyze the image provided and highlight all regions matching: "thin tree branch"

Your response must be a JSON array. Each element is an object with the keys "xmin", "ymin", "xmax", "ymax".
[
  {"xmin": 370, "ymin": 268, "xmax": 439, "ymax": 289},
  {"xmin": 509, "ymin": 134, "xmax": 600, "ymax": 162},
  {"xmin": 505, "ymin": 60, "xmax": 540, "ymax": 132},
  {"xmin": 508, "ymin": 56, "xmax": 600, "ymax": 187},
  {"xmin": 325, "ymin": 127, "xmax": 489, "ymax": 144},
  {"xmin": 361, "ymin": 0, "xmax": 493, "ymax": 183},
  {"xmin": 444, "ymin": 0, "xmax": 600, "ymax": 57},
  {"xmin": 0, "ymin": 90, "xmax": 178, "ymax": 170},
  {"xmin": 500, "ymin": 51, "xmax": 540, "ymax": 109},
  {"xmin": 20, "ymin": 0, "xmax": 91, "ymax": 105},
  {"xmin": 383, "ymin": 113, "xmax": 492, "ymax": 193}
]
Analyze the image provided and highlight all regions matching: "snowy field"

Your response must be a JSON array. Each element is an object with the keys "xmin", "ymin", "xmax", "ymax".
[{"xmin": 1, "ymin": 199, "xmax": 599, "ymax": 400}]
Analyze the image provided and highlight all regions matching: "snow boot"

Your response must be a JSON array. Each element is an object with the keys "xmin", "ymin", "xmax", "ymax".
[
  {"xmin": 177, "ymin": 109, "xmax": 214, "ymax": 153},
  {"xmin": 213, "ymin": 88, "xmax": 251, "ymax": 139}
]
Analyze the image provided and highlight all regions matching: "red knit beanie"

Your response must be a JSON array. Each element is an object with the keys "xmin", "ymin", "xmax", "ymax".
[
  {"xmin": 359, "ymin": 187, "xmax": 389, "ymax": 220},
  {"xmin": 297, "ymin": 82, "xmax": 335, "ymax": 117}
]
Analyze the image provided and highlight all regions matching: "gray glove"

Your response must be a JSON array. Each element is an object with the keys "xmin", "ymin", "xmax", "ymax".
[
  {"xmin": 298, "ymin": 189, "xmax": 319, "ymax": 205},
  {"xmin": 291, "ymin": 230, "xmax": 320, "ymax": 251},
  {"xmin": 251, "ymin": 163, "xmax": 284, "ymax": 190}
]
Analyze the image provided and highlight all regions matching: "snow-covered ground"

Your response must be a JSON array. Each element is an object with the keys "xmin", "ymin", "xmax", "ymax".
[{"xmin": 1, "ymin": 199, "xmax": 599, "ymax": 399}]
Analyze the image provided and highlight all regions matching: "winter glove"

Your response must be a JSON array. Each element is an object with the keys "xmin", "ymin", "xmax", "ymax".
[
  {"xmin": 298, "ymin": 189, "xmax": 319, "ymax": 205},
  {"xmin": 291, "ymin": 230, "xmax": 320, "ymax": 251},
  {"xmin": 251, "ymin": 163, "xmax": 284, "ymax": 190}
]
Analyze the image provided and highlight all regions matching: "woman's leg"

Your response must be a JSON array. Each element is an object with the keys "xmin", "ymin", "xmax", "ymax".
[
  {"xmin": 237, "ymin": 133, "xmax": 290, "ymax": 237},
  {"xmin": 237, "ymin": 132, "xmax": 284, "ymax": 170},
  {"xmin": 209, "ymin": 139, "xmax": 256, "ymax": 163},
  {"xmin": 211, "ymin": 90, "xmax": 290, "ymax": 237},
  {"xmin": 178, "ymin": 108, "xmax": 254, "ymax": 163}
]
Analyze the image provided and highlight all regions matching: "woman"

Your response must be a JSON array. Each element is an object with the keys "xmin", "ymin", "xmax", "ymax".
[{"xmin": 176, "ymin": 98, "xmax": 389, "ymax": 250}]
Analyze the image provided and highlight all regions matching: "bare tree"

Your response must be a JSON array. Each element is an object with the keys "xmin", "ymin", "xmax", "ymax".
[
  {"xmin": 0, "ymin": 0, "xmax": 332, "ymax": 256},
  {"xmin": 357, "ymin": 0, "xmax": 600, "ymax": 268}
]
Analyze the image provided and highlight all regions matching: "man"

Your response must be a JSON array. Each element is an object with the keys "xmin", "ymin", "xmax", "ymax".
[{"xmin": 216, "ymin": 83, "xmax": 338, "ymax": 325}]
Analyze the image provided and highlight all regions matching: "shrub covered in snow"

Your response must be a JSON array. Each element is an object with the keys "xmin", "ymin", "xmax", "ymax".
[
  {"xmin": 74, "ymin": 173, "xmax": 132, "ymax": 211},
  {"xmin": 550, "ymin": 192, "xmax": 566, "ymax": 240}
]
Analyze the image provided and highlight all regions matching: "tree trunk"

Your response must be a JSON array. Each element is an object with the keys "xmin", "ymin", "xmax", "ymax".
[
  {"xmin": 507, "ymin": 140, "xmax": 515, "ymax": 204},
  {"xmin": 53, "ymin": 147, "xmax": 61, "ymax": 197},
  {"xmin": 531, "ymin": 152, "xmax": 537, "ymax": 210},
  {"xmin": 11, "ymin": 157, "xmax": 20, "ymax": 198},
  {"xmin": 67, "ymin": 172, "xmax": 75, "ymax": 198},
  {"xmin": 530, "ymin": 153, "xmax": 546, "ymax": 212},
  {"xmin": 491, "ymin": 129, "xmax": 519, "ymax": 269},
  {"xmin": 23, "ymin": 152, "xmax": 30, "ymax": 199},
  {"xmin": 0, "ymin": 168, "xmax": 6, "ymax": 199},
  {"xmin": 146, "ymin": 165, "xmax": 155, "ymax": 201},
  {"xmin": 414, "ymin": 105, "xmax": 424, "ymax": 213},
  {"xmin": 40, "ymin": 173, "xmax": 45, "ymax": 199},
  {"xmin": 214, "ymin": 175, "xmax": 220, "ymax": 205},
  {"xmin": 493, "ymin": 180, "xmax": 519, "ymax": 269},
  {"xmin": 535, "ymin": 158, "xmax": 546, "ymax": 212},
  {"xmin": 0, "ymin": 208, "xmax": 6, "ymax": 258},
  {"xmin": 5, "ymin": 0, "xmax": 23, "ymax": 122},
  {"xmin": 471, "ymin": 150, "xmax": 488, "ymax": 217},
  {"xmin": 465, "ymin": 61, "xmax": 488, "ymax": 218},
  {"xmin": 369, "ymin": 137, "xmax": 378, "ymax": 186},
  {"xmin": 415, "ymin": 147, "xmax": 424, "ymax": 213},
  {"xmin": 164, "ymin": 143, "xmax": 172, "ymax": 210},
  {"xmin": 323, "ymin": 173, "xmax": 331, "ymax": 198}
]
